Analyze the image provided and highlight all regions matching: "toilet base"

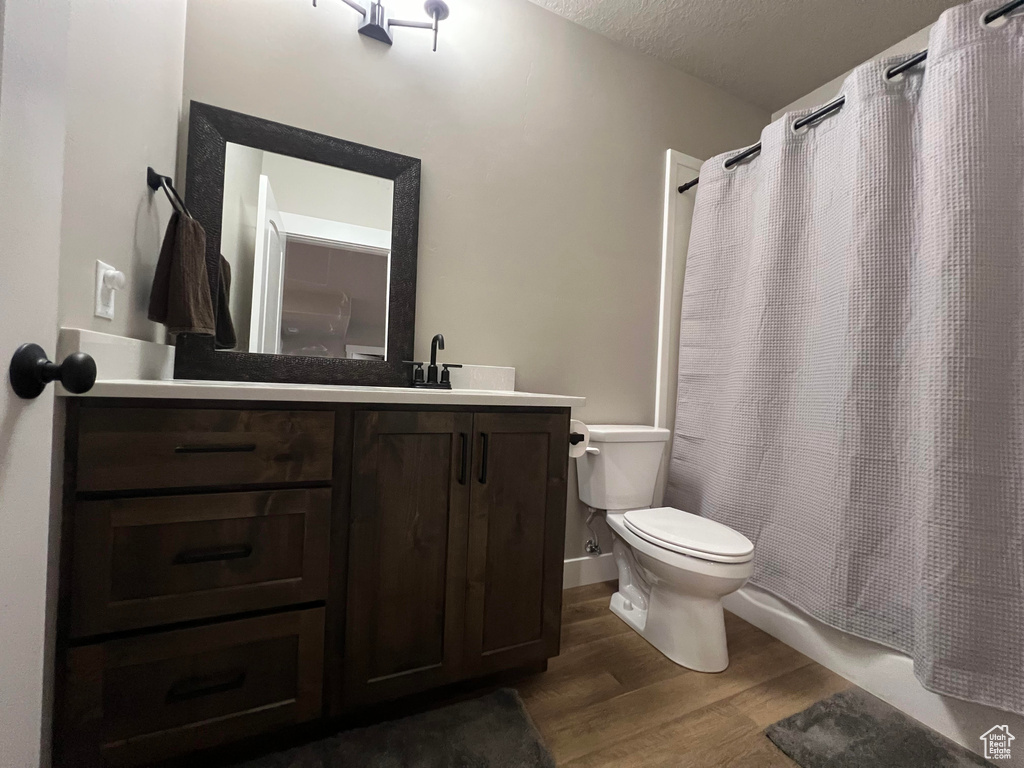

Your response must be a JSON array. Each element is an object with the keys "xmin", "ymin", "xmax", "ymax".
[
  {"xmin": 603, "ymin": 511, "xmax": 750, "ymax": 674},
  {"xmin": 609, "ymin": 590, "xmax": 647, "ymax": 633},
  {"xmin": 610, "ymin": 586, "xmax": 730, "ymax": 673}
]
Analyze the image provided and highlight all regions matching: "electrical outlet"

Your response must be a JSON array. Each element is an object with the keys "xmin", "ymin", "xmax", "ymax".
[{"xmin": 94, "ymin": 260, "xmax": 125, "ymax": 320}]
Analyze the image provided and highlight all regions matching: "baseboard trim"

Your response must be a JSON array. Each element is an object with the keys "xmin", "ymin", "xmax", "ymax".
[{"xmin": 562, "ymin": 553, "xmax": 617, "ymax": 590}]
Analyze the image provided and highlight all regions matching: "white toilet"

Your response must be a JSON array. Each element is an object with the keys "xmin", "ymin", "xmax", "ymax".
[{"xmin": 575, "ymin": 425, "xmax": 754, "ymax": 673}]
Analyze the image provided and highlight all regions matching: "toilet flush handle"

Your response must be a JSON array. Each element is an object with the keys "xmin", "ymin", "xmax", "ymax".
[{"xmin": 585, "ymin": 446, "xmax": 600, "ymax": 455}]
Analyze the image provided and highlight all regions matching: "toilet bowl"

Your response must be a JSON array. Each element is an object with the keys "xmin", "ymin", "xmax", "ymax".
[
  {"xmin": 605, "ymin": 509, "xmax": 753, "ymax": 672},
  {"xmin": 575, "ymin": 425, "xmax": 754, "ymax": 673}
]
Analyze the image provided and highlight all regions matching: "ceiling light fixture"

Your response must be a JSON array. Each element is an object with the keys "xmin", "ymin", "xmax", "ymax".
[{"xmin": 314, "ymin": 0, "xmax": 451, "ymax": 52}]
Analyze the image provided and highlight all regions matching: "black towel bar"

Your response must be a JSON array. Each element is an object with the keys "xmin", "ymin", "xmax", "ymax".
[{"xmin": 147, "ymin": 166, "xmax": 190, "ymax": 218}]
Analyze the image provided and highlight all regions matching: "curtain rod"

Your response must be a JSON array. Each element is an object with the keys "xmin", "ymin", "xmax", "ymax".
[{"xmin": 678, "ymin": 0, "xmax": 1024, "ymax": 195}]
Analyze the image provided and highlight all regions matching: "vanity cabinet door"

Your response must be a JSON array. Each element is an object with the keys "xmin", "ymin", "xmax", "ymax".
[
  {"xmin": 464, "ymin": 412, "xmax": 569, "ymax": 675},
  {"xmin": 344, "ymin": 411, "xmax": 472, "ymax": 707}
]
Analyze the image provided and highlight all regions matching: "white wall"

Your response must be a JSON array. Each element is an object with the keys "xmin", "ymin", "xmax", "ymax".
[
  {"xmin": 773, "ymin": 24, "xmax": 932, "ymax": 120},
  {"xmin": 260, "ymin": 152, "xmax": 394, "ymax": 231},
  {"xmin": 182, "ymin": 0, "xmax": 769, "ymax": 558},
  {"xmin": 58, "ymin": 0, "xmax": 187, "ymax": 343}
]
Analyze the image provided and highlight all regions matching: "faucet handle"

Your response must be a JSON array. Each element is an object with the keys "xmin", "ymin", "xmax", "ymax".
[
  {"xmin": 402, "ymin": 361, "xmax": 425, "ymax": 385},
  {"xmin": 439, "ymin": 363, "xmax": 462, "ymax": 387}
]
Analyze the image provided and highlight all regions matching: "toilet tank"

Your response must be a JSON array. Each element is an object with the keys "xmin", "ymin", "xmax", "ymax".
[{"xmin": 576, "ymin": 425, "xmax": 671, "ymax": 510}]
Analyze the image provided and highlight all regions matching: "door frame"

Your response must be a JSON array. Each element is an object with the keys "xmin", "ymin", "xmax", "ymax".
[
  {"xmin": 279, "ymin": 212, "xmax": 391, "ymax": 254},
  {"xmin": 655, "ymin": 149, "xmax": 703, "ymax": 431},
  {"xmin": 250, "ymin": 174, "xmax": 287, "ymax": 354},
  {"xmin": 0, "ymin": 1, "xmax": 72, "ymax": 766},
  {"xmin": 654, "ymin": 150, "xmax": 702, "ymax": 506}
]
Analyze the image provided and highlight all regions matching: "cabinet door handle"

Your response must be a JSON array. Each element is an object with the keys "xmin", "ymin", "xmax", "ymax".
[
  {"xmin": 166, "ymin": 669, "xmax": 247, "ymax": 703},
  {"xmin": 173, "ymin": 544, "xmax": 253, "ymax": 565},
  {"xmin": 458, "ymin": 433, "xmax": 468, "ymax": 485},
  {"xmin": 478, "ymin": 432, "xmax": 489, "ymax": 484},
  {"xmin": 174, "ymin": 443, "xmax": 257, "ymax": 454}
]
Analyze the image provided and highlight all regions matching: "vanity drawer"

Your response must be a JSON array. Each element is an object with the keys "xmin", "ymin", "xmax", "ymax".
[
  {"xmin": 70, "ymin": 489, "xmax": 331, "ymax": 637},
  {"xmin": 61, "ymin": 609, "xmax": 324, "ymax": 768},
  {"xmin": 76, "ymin": 407, "xmax": 334, "ymax": 492}
]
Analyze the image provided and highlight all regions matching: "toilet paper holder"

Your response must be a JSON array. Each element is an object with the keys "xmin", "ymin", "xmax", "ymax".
[
  {"xmin": 569, "ymin": 423, "xmax": 600, "ymax": 457},
  {"xmin": 569, "ymin": 433, "xmax": 599, "ymax": 455}
]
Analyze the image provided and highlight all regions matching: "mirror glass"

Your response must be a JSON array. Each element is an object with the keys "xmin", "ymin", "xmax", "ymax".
[{"xmin": 220, "ymin": 143, "xmax": 394, "ymax": 360}]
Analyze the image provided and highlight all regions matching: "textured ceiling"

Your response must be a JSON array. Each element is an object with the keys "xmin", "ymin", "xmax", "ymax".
[{"xmin": 524, "ymin": 0, "xmax": 963, "ymax": 111}]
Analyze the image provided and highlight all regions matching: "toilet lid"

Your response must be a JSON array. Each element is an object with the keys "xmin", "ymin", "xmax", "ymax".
[{"xmin": 623, "ymin": 507, "xmax": 754, "ymax": 564}]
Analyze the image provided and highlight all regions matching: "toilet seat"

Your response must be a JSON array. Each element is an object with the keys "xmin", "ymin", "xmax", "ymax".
[{"xmin": 623, "ymin": 507, "xmax": 754, "ymax": 564}]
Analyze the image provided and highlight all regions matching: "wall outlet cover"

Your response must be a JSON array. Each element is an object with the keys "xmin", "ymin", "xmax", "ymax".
[{"xmin": 94, "ymin": 260, "xmax": 117, "ymax": 320}]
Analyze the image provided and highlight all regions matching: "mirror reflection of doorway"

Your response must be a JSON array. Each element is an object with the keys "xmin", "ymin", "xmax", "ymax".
[
  {"xmin": 250, "ymin": 175, "xmax": 286, "ymax": 354},
  {"xmin": 279, "ymin": 240, "xmax": 389, "ymax": 359},
  {"xmin": 221, "ymin": 145, "xmax": 394, "ymax": 358}
]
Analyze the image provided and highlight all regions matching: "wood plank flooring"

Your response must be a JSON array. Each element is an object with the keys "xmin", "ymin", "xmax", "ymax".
[{"xmin": 511, "ymin": 581, "xmax": 852, "ymax": 767}]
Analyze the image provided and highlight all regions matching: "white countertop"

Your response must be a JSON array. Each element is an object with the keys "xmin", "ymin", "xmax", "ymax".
[{"xmin": 62, "ymin": 379, "xmax": 585, "ymax": 408}]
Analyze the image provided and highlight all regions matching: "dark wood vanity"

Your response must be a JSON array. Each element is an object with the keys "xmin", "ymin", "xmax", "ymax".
[
  {"xmin": 48, "ymin": 97, "xmax": 578, "ymax": 767},
  {"xmin": 56, "ymin": 398, "xmax": 569, "ymax": 767}
]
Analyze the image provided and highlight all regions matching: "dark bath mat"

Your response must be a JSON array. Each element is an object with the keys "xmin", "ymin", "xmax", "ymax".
[
  {"xmin": 766, "ymin": 687, "xmax": 995, "ymax": 768},
  {"xmin": 232, "ymin": 688, "xmax": 555, "ymax": 768}
]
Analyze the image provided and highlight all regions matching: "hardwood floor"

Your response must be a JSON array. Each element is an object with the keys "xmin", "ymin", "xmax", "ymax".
[{"xmin": 511, "ymin": 581, "xmax": 852, "ymax": 767}]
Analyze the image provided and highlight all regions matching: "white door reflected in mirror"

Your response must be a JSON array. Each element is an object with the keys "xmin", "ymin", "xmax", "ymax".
[
  {"xmin": 221, "ymin": 144, "xmax": 394, "ymax": 360},
  {"xmin": 251, "ymin": 175, "xmax": 286, "ymax": 354}
]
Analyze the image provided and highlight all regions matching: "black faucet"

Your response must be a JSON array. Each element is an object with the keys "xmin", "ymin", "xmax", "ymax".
[
  {"xmin": 403, "ymin": 333, "xmax": 461, "ymax": 388},
  {"xmin": 427, "ymin": 334, "xmax": 444, "ymax": 385}
]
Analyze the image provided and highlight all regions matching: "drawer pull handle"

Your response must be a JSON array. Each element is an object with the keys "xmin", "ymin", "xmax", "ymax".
[
  {"xmin": 173, "ymin": 544, "xmax": 253, "ymax": 565},
  {"xmin": 458, "ymin": 432, "xmax": 468, "ymax": 485},
  {"xmin": 479, "ymin": 432, "xmax": 489, "ymax": 485},
  {"xmin": 174, "ymin": 443, "xmax": 257, "ymax": 454},
  {"xmin": 166, "ymin": 670, "xmax": 247, "ymax": 703}
]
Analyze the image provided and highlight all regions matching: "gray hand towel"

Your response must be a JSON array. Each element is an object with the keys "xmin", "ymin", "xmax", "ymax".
[{"xmin": 148, "ymin": 212, "xmax": 216, "ymax": 336}]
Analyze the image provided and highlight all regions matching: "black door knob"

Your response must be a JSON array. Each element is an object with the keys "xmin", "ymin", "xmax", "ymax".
[{"xmin": 9, "ymin": 343, "xmax": 97, "ymax": 399}]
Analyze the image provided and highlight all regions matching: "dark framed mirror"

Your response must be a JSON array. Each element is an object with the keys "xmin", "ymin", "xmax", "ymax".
[{"xmin": 175, "ymin": 101, "xmax": 420, "ymax": 386}]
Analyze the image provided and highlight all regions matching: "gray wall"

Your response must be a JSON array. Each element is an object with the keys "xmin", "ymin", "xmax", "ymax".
[
  {"xmin": 58, "ymin": 0, "xmax": 186, "ymax": 342},
  {"xmin": 182, "ymin": 0, "xmax": 768, "ymax": 559}
]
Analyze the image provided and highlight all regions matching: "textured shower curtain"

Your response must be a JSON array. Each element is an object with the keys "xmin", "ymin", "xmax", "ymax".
[{"xmin": 665, "ymin": 0, "xmax": 1024, "ymax": 715}]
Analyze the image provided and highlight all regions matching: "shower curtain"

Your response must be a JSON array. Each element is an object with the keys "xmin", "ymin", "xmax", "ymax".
[{"xmin": 665, "ymin": 0, "xmax": 1024, "ymax": 715}]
